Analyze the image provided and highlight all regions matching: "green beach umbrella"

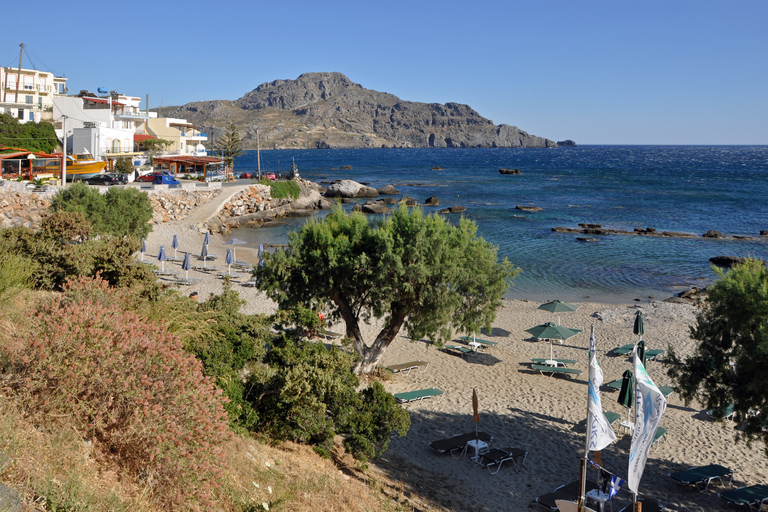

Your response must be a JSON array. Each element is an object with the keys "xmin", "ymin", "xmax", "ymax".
[
  {"xmin": 538, "ymin": 300, "xmax": 579, "ymax": 325},
  {"xmin": 636, "ymin": 339, "xmax": 647, "ymax": 367},
  {"xmin": 525, "ymin": 322, "xmax": 582, "ymax": 361},
  {"xmin": 634, "ymin": 310, "xmax": 644, "ymax": 336},
  {"xmin": 617, "ymin": 369, "xmax": 635, "ymax": 423}
]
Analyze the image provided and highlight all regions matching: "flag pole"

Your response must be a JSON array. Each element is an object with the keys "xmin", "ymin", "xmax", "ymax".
[{"xmin": 578, "ymin": 324, "xmax": 596, "ymax": 510}]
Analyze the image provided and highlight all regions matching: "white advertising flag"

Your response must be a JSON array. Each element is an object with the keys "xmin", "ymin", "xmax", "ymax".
[
  {"xmin": 627, "ymin": 346, "xmax": 667, "ymax": 493},
  {"xmin": 587, "ymin": 327, "xmax": 617, "ymax": 452}
]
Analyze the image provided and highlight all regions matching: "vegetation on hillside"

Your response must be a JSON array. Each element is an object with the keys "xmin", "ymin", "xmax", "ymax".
[
  {"xmin": 0, "ymin": 190, "xmax": 433, "ymax": 510},
  {"xmin": 260, "ymin": 178, "xmax": 301, "ymax": 199}
]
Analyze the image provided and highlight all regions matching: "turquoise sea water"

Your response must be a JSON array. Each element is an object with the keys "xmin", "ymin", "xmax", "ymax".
[{"xmin": 230, "ymin": 146, "xmax": 768, "ymax": 304}]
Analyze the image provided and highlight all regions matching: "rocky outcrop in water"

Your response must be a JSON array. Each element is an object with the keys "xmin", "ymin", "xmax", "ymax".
[{"xmin": 163, "ymin": 72, "xmax": 558, "ymax": 150}]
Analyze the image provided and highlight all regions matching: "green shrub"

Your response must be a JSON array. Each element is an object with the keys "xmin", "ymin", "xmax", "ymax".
[
  {"xmin": 6, "ymin": 276, "xmax": 233, "ymax": 509},
  {"xmin": 247, "ymin": 336, "xmax": 409, "ymax": 461},
  {"xmin": 0, "ymin": 253, "xmax": 35, "ymax": 303},
  {"xmin": 51, "ymin": 182, "xmax": 153, "ymax": 239},
  {"xmin": 114, "ymin": 157, "xmax": 133, "ymax": 175},
  {"xmin": 260, "ymin": 179, "xmax": 301, "ymax": 200}
]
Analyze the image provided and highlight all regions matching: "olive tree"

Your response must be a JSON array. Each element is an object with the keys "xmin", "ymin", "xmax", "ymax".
[
  {"xmin": 256, "ymin": 205, "xmax": 517, "ymax": 373},
  {"xmin": 667, "ymin": 258, "xmax": 768, "ymax": 454}
]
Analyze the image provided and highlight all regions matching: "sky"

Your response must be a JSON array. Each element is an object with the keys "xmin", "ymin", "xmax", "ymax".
[{"xmin": 2, "ymin": 0, "xmax": 766, "ymax": 145}]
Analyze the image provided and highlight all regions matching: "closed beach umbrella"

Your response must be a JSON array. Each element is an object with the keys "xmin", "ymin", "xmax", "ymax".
[
  {"xmin": 172, "ymin": 234, "xmax": 179, "ymax": 258},
  {"xmin": 225, "ymin": 248, "xmax": 233, "ymax": 275},
  {"xmin": 472, "ymin": 388, "xmax": 481, "ymax": 439},
  {"xmin": 258, "ymin": 243, "xmax": 264, "ymax": 258},
  {"xmin": 201, "ymin": 242, "xmax": 208, "ymax": 268},
  {"xmin": 525, "ymin": 322, "xmax": 582, "ymax": 361},
  {"xmin": 182, "ymin": 252, "xmax": 191, "ymax": 280},
  {"xmin": 617, "ymin": 369, "xmax": 635, "ymax": 423},
  {"xmin": 636, "ymin": 339, "xmax": 647, "ymax": 368},
  {"xmin": 140, "ymin": 237, "xmax": 146, "ymax": 261},
  {"xmin": 157, "ymin": 245, "xmax": 167, "ymax": 272},
  {"xmin": 634, "ymin": 310, "xmax": 644, "ymax": 336},
  {"xmin": 224, "ymin": 238, "xmax": 246, "ymax": 262},
  {"xmin": 204, "ymin": 231, "xmax": 210, "ymax": 246}
]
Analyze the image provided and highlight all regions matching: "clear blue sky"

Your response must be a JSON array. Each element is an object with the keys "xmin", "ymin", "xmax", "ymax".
[{"xmin": 2, "ymin": 0, "xmax": 766, "ymax": 144}]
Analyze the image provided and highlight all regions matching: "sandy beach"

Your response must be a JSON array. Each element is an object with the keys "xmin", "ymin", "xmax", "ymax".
[{"xmin": 144, "ymin": 218, "xmax": 766, "ymax": 512}]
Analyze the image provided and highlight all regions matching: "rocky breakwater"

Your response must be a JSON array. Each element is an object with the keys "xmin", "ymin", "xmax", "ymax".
[
  {"xmin": 552, "ymin": 223, "xmax": 768, "ymax": 241},
  {"xmin": 0, "ymin": 181, "xmax": 56, "ymax": 229},
  {"xmin": 210, "ymin": 180, "xmax": 334, "ymax": 233},
  {"xmin": 148, "ymin": 188, "xmax": 222, "ymax": 224}
]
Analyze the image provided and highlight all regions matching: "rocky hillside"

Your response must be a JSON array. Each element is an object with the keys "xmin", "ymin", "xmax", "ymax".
[{"xmin": 161, "ymin": 72, "xmax": 557, "ymax": 150}]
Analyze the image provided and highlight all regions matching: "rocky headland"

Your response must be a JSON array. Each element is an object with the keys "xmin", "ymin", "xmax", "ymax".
[{"xmin": 161, "ymin": 72, "xmax": 558, "ymax": 150}]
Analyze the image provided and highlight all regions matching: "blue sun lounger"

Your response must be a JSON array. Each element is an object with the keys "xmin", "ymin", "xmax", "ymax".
[
  {"xmin": 719, "ymin": 484, "xmax": 768, "ymax": 509},
  {"xmin": 394, "ymin": 388, "xmax": 444, "ymax": 405},
  {"xmin": 668, "ymin": 463, "xmax": 734, "ymax": 492}
]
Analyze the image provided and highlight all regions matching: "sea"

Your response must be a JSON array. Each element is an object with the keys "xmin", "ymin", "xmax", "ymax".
[{"xmin": 229, "ymin": 146, "xmax": 768, "ymax": 305}]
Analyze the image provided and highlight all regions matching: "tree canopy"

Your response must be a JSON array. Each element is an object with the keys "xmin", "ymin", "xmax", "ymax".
[
  {"xmin": 214, "ymin": 123, "xmax": 243, "ymax": 170},
  {"xmin": 256, "ymin": 205, "xmax": 518, "ymax": 373},
  {"xmin": 667, "ymin": 258, "xmax": 768, "ymax": 454},
  {"xmin": 0, "ymin": 113, "xmax": 58, "ymax": 153}
]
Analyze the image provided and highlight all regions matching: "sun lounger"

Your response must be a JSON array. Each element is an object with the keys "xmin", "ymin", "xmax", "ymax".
[
  {"xmin": 477, "ymin": 447, "xmax": 527, "ymax": 474},
  {"xmin": 719, "ymin": 484, "xmax": 768, "ymax": 509},
  {"xmin": 531, "ymin": 364, "xmax": 582, "ymax": 378},
  {"xmin": 646, "ymin": 348, "xmax": 665, "ymax": 361},
  {"xmin": 458, "ymin": 336, "xmax": 498, "ymax": 347},
  {"xmin": 652, "ymin": 427, "xmax": 668, "ymax": 450},
  {"xmin": 394, "ymin": 388, "xmax": 443, "ymax": 405},
  {"xmin": 603, "ymin": 410, "xmax": 622, "ymax": 431},
  {"xmin": 531, "ymin": 358, "xmax": 578, "ymax": 367},
  {"xmin": 614, "ymin": 343, "xmax": 635, "ymax": 355},
  {"xmin": 606, "ymin": 379, "xmax": 673, "ymax": 398},
  {"xmin": 707, "ymin": 403, "xmax": 736, "ymax": 422},
  {"xmin": 536, "ymin": 480, "xmax": 598, "ymax": 510},
  {"xmin": 444, "ymin": 344, "xmax": 475, "ymax": 358},
  {"xmin": 668, "ymin": 463, "xmax": 734, "ymax": 492},
  {"xmin": 386, "ymin": 361, "xmax": 429, "ymax": 376},
  {"xmin": 429, "ymin": 432, "xmax": 493, "ymax": 456},
  {"xmin": 197, "ymin": 253, "xmax": 219, "ymax": 260}
]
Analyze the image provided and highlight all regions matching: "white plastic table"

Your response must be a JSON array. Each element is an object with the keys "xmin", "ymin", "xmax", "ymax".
[{"xmin": 463, "ymin": 438, "xmax": 488, "ymax": 461}]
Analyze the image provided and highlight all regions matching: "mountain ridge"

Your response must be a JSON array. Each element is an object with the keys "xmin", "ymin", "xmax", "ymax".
[{"xmin": 162, "ymin": 72, "xmax": 558, "ymax": 150}]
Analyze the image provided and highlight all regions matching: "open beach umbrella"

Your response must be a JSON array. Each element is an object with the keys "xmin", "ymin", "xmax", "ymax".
[
  {"xmin": 224, "ymin": 238, "xmax": 246, "ymax": 262},
  {"xmin": 634, "ymin": 310, "xmax": 644, "ymax": 337},
  {"xmin": 636, "ymin": 339, "xmax": 647, "ymax": 368},
  {"xmin": 182, "ymin": 252, "xmax": 191, "ymax": 280},
  {"xmin": 140, "ymin": 237, "xmax": 146, "ymax": 261},
  {"xmin": 472, "ymin": 388, "xmax": 481, "ymax": 439},
  {"xmin": 201, "ymin": 242, "xmax": 209, "ymax": 268},
  {"xmin": 225, "ymin": 248, "xmax": 234, "ymax": 275},
  {"xmin": 525, "ymin": 322, "xmax": 582, "ymax": 361},
  {"xmin": 157, "ymin": 245, "xmax": 167, "ymax": 272},
  {"xmin": 617, "ymin": 369, "xmax": 635, "ymax": 423},
  {"xmin": 172, "ymin": 234, "xmax": 179, "ymax": 258},
  {"xmin": 538, "ymin": 300, "xmax": 579, "ymax": 325}
]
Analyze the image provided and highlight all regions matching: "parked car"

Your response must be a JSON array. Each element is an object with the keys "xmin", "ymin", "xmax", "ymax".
[
  {"xmin": 152, "ymin": 173, "xmax": 181, "ymax": 187},
  {"xmin": 238, "ymin": 171, "xmax": 255, "ymax": 179},
  {"xmin": 84, "ymin": 173, "xmax": 128, "ymax": 186},
  {"xmin": 136, "ymin": 173, "xmax": 155, "ymax": 182},
  {"xmin": 265, "ymin": 172, "xmax": 276, "ymax": 180}
]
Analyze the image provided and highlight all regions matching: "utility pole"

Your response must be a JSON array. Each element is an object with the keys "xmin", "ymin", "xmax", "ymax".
[
  {"xmin": 61, "ymin": 115, "xmax": 67, "ymax": 185},
  {"xmin": 256, "ymin": 129, "xmax": 261, "ymax": 181},
  {"xmin": 15, "ymin": 43, "xmax": 23, "ymax": 115}
]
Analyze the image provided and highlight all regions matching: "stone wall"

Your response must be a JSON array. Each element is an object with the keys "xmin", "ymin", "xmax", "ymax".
[
  {"xmin": 0, "ymin": 181, "xmax": 56, "ymax": 229},
  {"xmin": 147, "ymin": 188, "xmax": 223, "ymax": 223}
]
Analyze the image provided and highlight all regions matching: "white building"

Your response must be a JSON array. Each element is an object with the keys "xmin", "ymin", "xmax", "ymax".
[
  {"xmin": 52, "ymin": 92, "xmax": 153, "ymax": 160},
  {"xmin": 0, "ymin": 66, "xmax": 67, "ymax": 123},
  {"xmin": 146, "ymin": 117, "xmax": 208, "ymax": 156}
]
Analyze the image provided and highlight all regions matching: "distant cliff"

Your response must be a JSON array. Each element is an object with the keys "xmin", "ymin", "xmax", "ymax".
[{"xmin": 162, "ymin": 72, "xmax": 558, "ymax": 150}]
